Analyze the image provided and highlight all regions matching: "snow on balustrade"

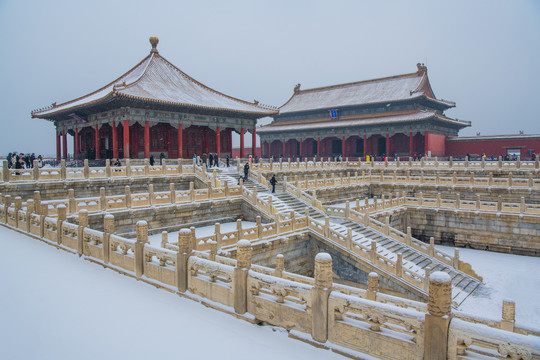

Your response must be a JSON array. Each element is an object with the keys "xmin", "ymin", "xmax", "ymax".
[
  {"xmin": 447, "ymin": 318, "xmax": 540, "ymax": 359},
  {"xmin": 143, "ymin": 246, "xmax": 177, "ymax": 286},
  {"xmin": 188, "ymin": 256, "xmax": 235, "ymax": 307},
  {"xmin": 329, "ymin": 291, "xmax": 425, "ymax": 359}
]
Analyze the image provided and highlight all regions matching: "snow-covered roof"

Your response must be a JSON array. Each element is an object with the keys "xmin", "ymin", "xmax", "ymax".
[
  {"xmin": 32, "ymin": 38, "xmax": 277, "ymax": 119},
  {"xmin": 447, "ymin": 134, "xmax": 540, "ymax": 141},
  {"xmin": 279, "ymin": 64, "xmax": 455, "ymax": 114},
  {"xmin": 258, "ymin": 110, "xmax": 470, "ymax": 133}
]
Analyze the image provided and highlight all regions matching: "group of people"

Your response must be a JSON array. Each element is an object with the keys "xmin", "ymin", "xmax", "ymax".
[
  {"xmin": 192, "ymin": 153, "xmax": 230, "ymax": 168},
  {"xmin": 6, "ymin": 152, "xmax": 43, "ymax": 169}
]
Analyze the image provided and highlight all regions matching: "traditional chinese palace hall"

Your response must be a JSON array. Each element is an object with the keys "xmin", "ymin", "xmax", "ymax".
[
  {"xmin": 31, "ymin": 37, "xmax": 276, "ymax": 160},
  {"xmin": 257, "ymin": 64, "xmax": 471, "ymax": 159}
]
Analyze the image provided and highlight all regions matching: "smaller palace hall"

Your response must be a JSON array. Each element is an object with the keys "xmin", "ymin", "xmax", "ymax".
[
  {"xmin": 258, "ymin": 64, "xmax": 470, "ymax": 159},
  {"xmin": 31, "ymin": 37, "xmax": 276, "ymax": 160}
]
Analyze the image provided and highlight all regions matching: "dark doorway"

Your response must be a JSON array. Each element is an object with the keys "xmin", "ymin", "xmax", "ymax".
[
  {"xmin": 332, "ymin": 139, "xmax": 342, "ymax": 155},
  {"xmin": 377, "ymin": 137, "xmax": 386, "ymax": 156}
]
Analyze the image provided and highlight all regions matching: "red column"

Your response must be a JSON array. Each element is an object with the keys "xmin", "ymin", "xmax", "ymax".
[
  {"xmin": 144, "ymin": 121, "xmax": 150, "ymax": 159},
  {"xmin": 123, "ymin": 120, "xmax": 130, "ymax": 158},
  {"xmin": 409, "ymin": 132, "xmax": 413, "ymax": 157},
  {"xmin": 94, "ymin": 124, "xmax": 100, "ymax": 159},
  {"xmin": 177, "ymin": 123, "xmax": 183, "ymax": 158},
  {"xmin": 424, "ymin": 131, "xmax": 429, "ymax": 156},
  {"xmin": 74, "ymin": 128, "xmax": 79, "ymax": 158},
  {"xmin": 386, "ymin": 133, "xmax": 390, "ymax": 157},
  {"xmin": 342, "ymin": 136, "xmax": 346, "ymax": 157},
  {"xmin": 240, "ymin": 127, "xmax": 245, "ymax": 158},
  {"xmin": 56, "ymin": 131, "xmax": 61, "ymax": 161},
  {"xmin": 216, "ymin": 126, "xmax": 221, "ymax": 159},
  {"xmin": 282, "ymin": 140, "xmax": 286, "ymax": 156},
  {"xmin": 299, "ymin": 139, "xmax": 303, "ymax": 157},
  {"xmin": 363, "ymin": 135, "xmax": 367, "ymax": 158},
  {"xmin": 62, "ymin": 131, "xmax": 68, "ymax": 159},
  {"xmin": 252, "ymin": 128, "xmax": 256, "ymax": 157},
  {"xmin": 317, "ymin": 137, "xmax": 320, "ymax": 157},
  {"xmin": 112, "ymin": 122, "xmax": 118, "ymax": 159}
]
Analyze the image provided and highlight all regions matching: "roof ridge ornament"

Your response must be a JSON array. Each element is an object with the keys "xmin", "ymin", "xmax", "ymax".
[
  {"xmin": 149, "ymin": 36, "xmax": 159, "ymax": 53},
  {"xmin": 416, "ymin": 63, "xmax": 427, "ymax": 74},
  {"xmin": 294, "ymin": 83, "xmax": 301, "ymax": 93}
]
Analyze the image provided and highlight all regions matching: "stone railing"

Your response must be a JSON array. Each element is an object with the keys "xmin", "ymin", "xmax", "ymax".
[
  {"xmin": 1, "ymin": 204, "xmax": 538, "ymax": 358},
  {"xmin": 284, "ymin": 169, "xmax": 540, "ymax": 191},
  {"xmin": 252, "ymin": 156, "xmax": 539, "ymax": 172},
  {"xmin": 347, "ymin": 193, "xmax": 540, "ymax": 217},
  {"xmin": 1, "ymin": 159, "xmax": 219, "ymax": 187}
]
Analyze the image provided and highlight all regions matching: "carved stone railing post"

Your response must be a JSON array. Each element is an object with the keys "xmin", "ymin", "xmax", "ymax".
[
  {"xmin": 384, "ymin": 216, "xmax": 390, "ymax": 235},
  {"xmin": 311, "ymin": 253, "xmax": 332, "ymax": 343},
  {"xmin": 125, "ymin": 159, "xmax": 132, "ymax": 177},
  {"xmin": 56, "ymin": 204, "xmax": 67, "ymax": 245},
  {"xmin": 236, "ymin": 218, "xmax": 243, "ymax": 240},
  {"xmin": 424, "ymin": 271, "xmax": 452, "ymax": 360},
  {"xmin": 215, "ymin": 222, "xmax": 222, "ymax": 248},
  {"xmin": 346, "ymin": 228, "xmax": 352, "ymax": 250},
  {"xmin": 103, "ymin": 214, "xmax": 114, "ymax": 264},
  {"xmin": 256, "ymin": 216, "xmax": 263, "ymax": 239},
  {"xmin": 68, "ymin": 189, "xmax": 76, "ymax": 214},
  {"xmin": 162, "ymin": 159, "xmax": 167, "ymax": 175},
  {"xmin": 176, "ymin": 228, "xmax": 193, "ymax": 292},
  {"xmin": 189, "ymin": 181, "xmax": 194, "ymax": 201},
  {"xmin": 60, "ymin": 160, "xmax": 66, "ymax": 180},
  {"xmin": 14, "ymin": 196, "xmax": 22, "ymax": 228},
  {"xmin": 83, "ymin": 159, "xmax": 90, "ymax": 179},
  {"xmin": 77, "ymin": 209, "xmax": 88, "ymax": 256},
  {"xmin": 367, "ymin": 271, "xmax": 379, "ymax": 301},
  {"xmin": 105, "ymin": 159, "xmax": 111, "ymax": 178},
  {"xmin": 99, "ymin": 187, "xmax": 106, "ymax": 211},
  {"xmin": 33, "ymin": 191, "xmax": 41, "ymax": 215},
  {"xmin": 370, "ymin": 240, "xmax": 377, "ymax": 263},
  {"xmin": 25, "ymin": 199, "xmax": 34, "ymax": 232},
  {"xmin": 234, "ymin": 240, "xmax": 252, "ymax": 314},
  {"xmin": 2, "ymin": 161, "xmax": 10, "ymax": 182},
  {"xmin": 32, "ymin": 160, "xmax": 39, "ymax": 181},
  {"xmin": 125, "ymin": 186, "xmax": 132, "ymax": 208},
  {"xmin": 135, "ymin": 220, "xmax": 148, "ymax": 277},
  {"xmin": 520, "ymin": 197, "xmax": 525, "ymax": 214},
  {"xmin": 453, "ymin": 249, "xmax": 460, "ymax": 269},
  {"xmin": 161, "ymin": 231, "xmax": 168, "ymax": 248},
  {"xmin": 396, "ymin": 253, "xmax": 403, "ymax": 277},
  {"xmin": 148, "ymin": 184, "xmax": 154, "ymax": 206},
  {"xmin": 170, "ymin": 183, "xmax": 176, "ymax": 204},
  {"xmin": 274, "ymin": 254, "xmax": 284, "ymax": 277},
  {"xmin": 500, "ymin": 300, "xmax": 515, "ymax": 332},
  {"xmin": 190, "ymin": 227, "xmax": 197, "ymax": 250},
  {"xmin": 144, "ymin": 158, "xmax": 149, "ymax": 176},
  {"xmin": 324, "ymin": 216, "xmax": 330, "ymax": 237},
  {"xmin": 39, "ymin": 203, "xmax": 48, "ymax": 238},
  {"xmin": 429, "ymin": 237, "xmax": 435, "ymax": 257}
]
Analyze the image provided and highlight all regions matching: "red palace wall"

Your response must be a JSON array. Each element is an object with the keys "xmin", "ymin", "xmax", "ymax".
[
  {"xmin": 426, "ymin": 133, "xmax": 446, "ymax": 157},
  {"xmin": 445, "ymin": 137, "xmax": 540, "ymax": 159}
]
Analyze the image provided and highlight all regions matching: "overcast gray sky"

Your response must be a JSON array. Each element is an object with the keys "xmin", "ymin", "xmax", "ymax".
[{"xmin": 0, "ymin": 0, "xmax": 539, "ymax": 157}]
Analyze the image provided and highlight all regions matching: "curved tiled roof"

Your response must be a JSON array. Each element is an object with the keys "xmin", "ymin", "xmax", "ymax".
[
  {"xmin": 279, "ymin": 67, "xmax": 455, "ymax": 114},
  {"xmin": 258, "ymin": 110, "xmax": 470, "ymax": 133},
  {"xmin": 32, "ymin": 40, "xmax": 276, "ymax": 119}
]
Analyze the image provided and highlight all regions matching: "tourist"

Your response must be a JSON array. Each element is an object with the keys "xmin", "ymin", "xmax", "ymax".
[
  {"xmin": 214, "ymin": 154, "xmax": 219, "ymax": 167},
  {"xmin": 270, "ymin": 174, "xmax": 277, "ymax": 193},
  {"xmin": 114, "ymin": 158, "xmax": 121, "ymax": 167},
  {"xmin": 160, "ymin": 152, "xmax": 165, "ymax": 165},
  {"xmin": 202, "ymin": 153, "xmax": 207, "ymax": 167},
  {"xmin": 193, "ymin": 154, "xmax": 198, "ymax": 164},
  {"xmin": 149, "ymin": 154, "xmax": 155, "ymax": 166},
  {"xmin": 226, "ymin": 155, "xmax": 230, "ymax": 167},
  {"xmin": 37, "ymin": 155, "xmax": 43, "ymax": 168},
  {"xmin": 244, "ymin": 162, "xmax": 249, "ymax": 180},
  {"xmin": 208, "ymin": 153, "xmax": 214, "ymax": 168}
]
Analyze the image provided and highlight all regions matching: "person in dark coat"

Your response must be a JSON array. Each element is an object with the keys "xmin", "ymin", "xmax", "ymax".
[
  {"xmin": 149, "ymin": 155, "xmax": 155, "ymax": 166},
  {"xmin": 159, "ymin": 152, "xmax": 165, "ymax": 165},
  {"xmin": 269, "ymin": 174, "xmax": 277, "ymax": 193},
  {"xmin": 208, "ymin": 153, "xmax": 214, "ymax": 167},
  {"xmin": 226, "ymin": 155, "xmax": 230, "ymax": 167},
  {"xmin": 243, "ymin": 162, "xmax": 249, "ymax": 180}
]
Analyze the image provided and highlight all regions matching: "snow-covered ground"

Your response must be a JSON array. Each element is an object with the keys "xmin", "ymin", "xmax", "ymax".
[
  {"xmin": 0, "ymin": 224, "xmax": 538, "ymax": 360},
  {"xmin": 436, "ymin": 245, "xmax": 540, "ymax": 329},
  {"xmin": 0, "ymin": 225, "xmax": 343, "ymax": 360}
]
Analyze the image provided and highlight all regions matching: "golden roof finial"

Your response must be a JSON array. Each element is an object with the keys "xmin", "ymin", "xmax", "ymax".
[{"xmin": 150, "ymin": 37, "xmax": 159, "ymax": 53}]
